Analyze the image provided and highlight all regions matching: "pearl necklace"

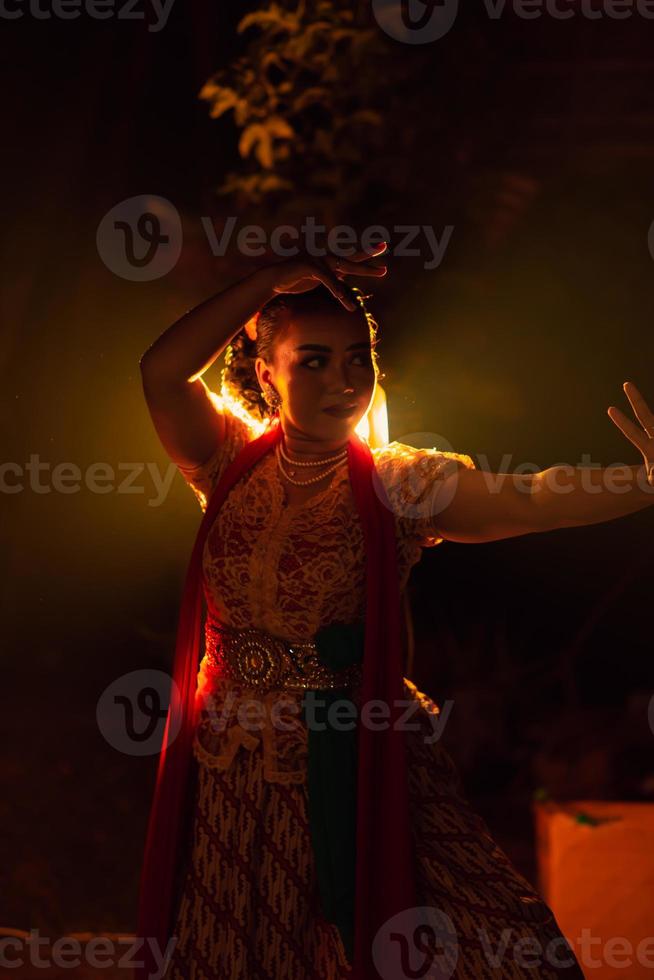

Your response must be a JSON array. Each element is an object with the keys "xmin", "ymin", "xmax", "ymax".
[
  {"xmin": 279, "ymin": 438, "xmax": 348, "ymax": 470},
  {"xmin": 276, "ymin": 443, "xmax": 348, "ymax": 486}
]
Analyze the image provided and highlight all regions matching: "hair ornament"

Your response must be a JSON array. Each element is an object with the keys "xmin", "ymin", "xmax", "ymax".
[{"xmin": 244, "ymin": 311, "xmax": 260, "ymax": 342}]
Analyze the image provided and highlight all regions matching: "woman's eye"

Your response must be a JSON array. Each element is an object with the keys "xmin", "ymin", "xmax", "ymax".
[{"xmin": 300, "ymin": 353, "xmax": 371, "ymax": 369}]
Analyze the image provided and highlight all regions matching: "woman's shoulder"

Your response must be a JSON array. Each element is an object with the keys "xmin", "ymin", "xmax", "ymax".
[
  {"xmin": 370, "ymin": 438, "xmax": 476, "ymax": 547},
  {"xmin": 371, "ymin": 439, "xmax": 476, "ymax": 472},
  {"xmin": 176, "ymin": 399, "xmax": 263, "ymax": 513}
]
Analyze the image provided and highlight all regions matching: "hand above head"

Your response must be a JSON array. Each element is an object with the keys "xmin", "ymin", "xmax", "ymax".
[
  {"xmin": 607, "ymin": 381, "xmax": 654, "ymax": 486},
  {"xmin": 268, "ymin": 241, "xmax": 389, "ymax": 311}
]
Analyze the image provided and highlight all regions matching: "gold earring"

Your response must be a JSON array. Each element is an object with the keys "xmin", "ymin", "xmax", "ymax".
[{"xmin": 262, "ymin": 383, "xmax": 281, "ymax": 411}]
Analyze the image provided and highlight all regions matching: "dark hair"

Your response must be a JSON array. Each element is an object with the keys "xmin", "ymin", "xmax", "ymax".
[{"xmin": 220, "ymin": 283, "xmax": 383, "ymax": 422}]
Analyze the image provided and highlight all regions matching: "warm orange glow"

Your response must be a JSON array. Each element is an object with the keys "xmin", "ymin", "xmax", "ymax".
[
  {"xmin": 535, "ymin": 799, "xmax": 654, "ymax": 978},
  {"xmin": 216, "ymin": 382, "xmax": 390, "ymax": 448},
  {"xmin": 356, "ymin": 383, "xmax": 389, "ymax": 448},
  {"xmin": 212, "ymin": 387, "xmax": 270, "ymax": 437}
]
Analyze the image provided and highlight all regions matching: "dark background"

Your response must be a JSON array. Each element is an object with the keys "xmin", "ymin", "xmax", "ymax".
[{"xmin": 2, "ymin": 0, "xmax": 654, "ymax": 936}]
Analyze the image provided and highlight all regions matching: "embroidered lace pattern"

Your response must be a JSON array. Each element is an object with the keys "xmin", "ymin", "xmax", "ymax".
[{"xmin": 177, "ymin": 409, "xmax": 476, "ymax": 642}]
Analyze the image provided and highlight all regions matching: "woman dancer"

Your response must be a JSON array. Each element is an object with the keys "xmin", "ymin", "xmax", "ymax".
[{"xmin": 136, "ymin": 242, "xmax": 653, "ymax": 979}]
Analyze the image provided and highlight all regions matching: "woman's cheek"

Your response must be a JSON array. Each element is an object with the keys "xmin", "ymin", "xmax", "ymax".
[{"xmin": 286, "ymin": 374, "xmax": 323, "ymax": 414}]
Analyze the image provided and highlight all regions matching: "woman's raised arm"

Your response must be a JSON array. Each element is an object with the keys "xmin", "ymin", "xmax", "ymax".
[{"xmin": 139, "ymin": 266, "xmax": 278, "ymax": 470}]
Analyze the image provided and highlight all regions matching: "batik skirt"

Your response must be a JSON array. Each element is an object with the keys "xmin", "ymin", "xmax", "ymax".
[{"xmin": 162, "ymin": 668, "xmax": 584, "ymax": 980}]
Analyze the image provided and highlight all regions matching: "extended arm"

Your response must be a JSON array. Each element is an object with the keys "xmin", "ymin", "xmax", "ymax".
[
  {"xmin": 434, "ymin": 380, "xmax": 654, "ymax": 544},
  {"xmin": 434, "ymin": 463, "xmax": 654, "ymax": 544}
]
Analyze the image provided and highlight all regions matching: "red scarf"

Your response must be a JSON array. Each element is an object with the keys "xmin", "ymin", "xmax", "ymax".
[{"xmin": 135, "ymin": 415, "xmax": 417, "ymax": 979}]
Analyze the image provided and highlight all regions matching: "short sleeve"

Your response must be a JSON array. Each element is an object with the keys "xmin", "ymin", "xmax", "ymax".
[
  {"xmin": 177, "ymin": 408, "xmax": 256, "ymax": 514},
  {"xmin": 371, "ymin": 440, "xmax": 476, "ymax": 547}
]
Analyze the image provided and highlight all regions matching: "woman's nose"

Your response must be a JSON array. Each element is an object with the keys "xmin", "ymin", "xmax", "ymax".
[{"xmin": 326, "ymin": 363, "xmax": 355, "ymax": 394}]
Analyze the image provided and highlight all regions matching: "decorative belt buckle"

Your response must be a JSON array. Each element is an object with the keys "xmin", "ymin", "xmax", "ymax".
[
  {"xmin": 206, "ymin": 622, "xmax": 359, "ymax": 692},
  {"xmin": 230, "ymin": 629, "xmax": 285, "ymax": 689}
]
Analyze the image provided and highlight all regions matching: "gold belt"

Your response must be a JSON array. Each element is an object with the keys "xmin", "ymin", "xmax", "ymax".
[{"xmin": 204, "ymin": 620, "xmax": 363, "ymax": 692}]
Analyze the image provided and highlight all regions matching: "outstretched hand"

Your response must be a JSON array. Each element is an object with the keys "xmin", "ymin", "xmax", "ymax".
[{"xmin": 607, "ymin": 381, "xmax": 654, "ymax": 486}]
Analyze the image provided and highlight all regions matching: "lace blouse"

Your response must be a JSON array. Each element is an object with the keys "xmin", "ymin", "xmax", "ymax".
[{"xmin": 177, "ymin": 409, "xmax": 476, "ymax": 644}]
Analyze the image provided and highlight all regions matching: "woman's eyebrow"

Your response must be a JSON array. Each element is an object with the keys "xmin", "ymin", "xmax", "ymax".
[{"xmin": 294, "ymin": 342, "xmax": 371, "ymax": 352}]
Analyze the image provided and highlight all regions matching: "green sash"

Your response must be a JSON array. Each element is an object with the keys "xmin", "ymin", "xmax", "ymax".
[{"xmin": 301, "ymin": 620, "xmax": 365, "ymax": 963}]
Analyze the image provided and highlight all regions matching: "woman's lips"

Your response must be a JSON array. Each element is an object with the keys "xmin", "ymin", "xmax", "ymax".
[{"xmin": 322, "ymin": 404, "xmax": 358, "ymax": 418}]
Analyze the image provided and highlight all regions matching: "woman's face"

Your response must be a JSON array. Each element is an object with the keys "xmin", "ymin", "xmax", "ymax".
[{"xmin": 255, "ymin": 310, "xmax": 377, "ymax": 443}]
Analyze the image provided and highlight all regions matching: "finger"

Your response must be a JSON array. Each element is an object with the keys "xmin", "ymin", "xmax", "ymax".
[
  {"xmin": 344, "ymin": 243, "xmax": 389, "ymax": 263},
  {"xmin": 364, "ymin": 241, "xmax": 389, "ymax": 259},
  {"xmin": 312, "ymin": 259, "xmax": 357, "ymax": 310},
  {"xmin": 622, "ymin": 381, "xmax": 654, "ymax": 436},
  {"xmin": 319, "ymin": 274, "xmax": 356, "ymax": 310},
  {"xmin": 607, "ymin": 405, "xmax": 649, "ymax": 453},
  {"xmin": 330, "ymin": 257, "xmax": 387, "ymax": 277}
]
